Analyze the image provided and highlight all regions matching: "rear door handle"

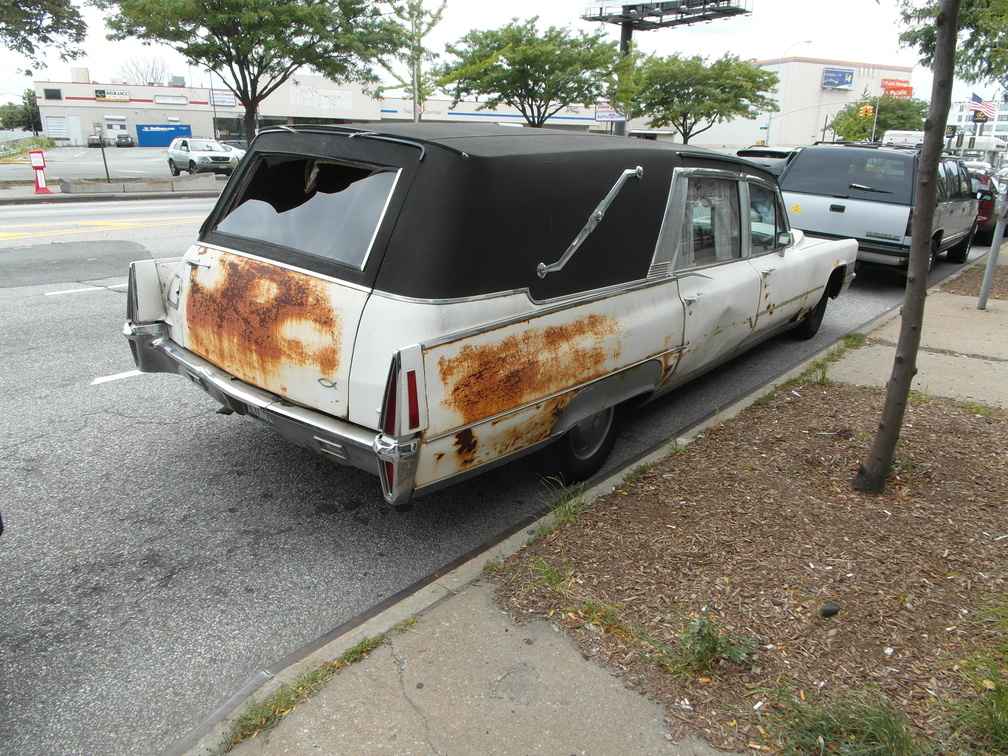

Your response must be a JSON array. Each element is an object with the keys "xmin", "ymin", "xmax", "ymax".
[{"xmin": 683, "ymin": 292, "xmax": 705, "ymax": 305}]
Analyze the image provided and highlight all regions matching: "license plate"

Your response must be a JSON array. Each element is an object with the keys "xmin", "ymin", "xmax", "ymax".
[{"xmin": 247, "ymin": 404, "xmax": 274, "ymax": 426}]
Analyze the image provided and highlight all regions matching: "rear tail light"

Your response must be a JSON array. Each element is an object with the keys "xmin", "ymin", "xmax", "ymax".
[{"xmin": 406, "ymin": 370, "xmax": 420, "ymax": 430}]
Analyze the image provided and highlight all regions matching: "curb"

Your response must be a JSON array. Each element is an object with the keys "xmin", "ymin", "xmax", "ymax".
[{"xmin": 174, "ymin": 322, "xmax": 870, "ymax": 756}]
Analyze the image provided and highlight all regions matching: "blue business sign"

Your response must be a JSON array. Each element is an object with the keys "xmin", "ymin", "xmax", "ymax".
[
  {"xmin": 136, "ymin": 124, "xmax": 192, "ymax": 147},
  {"xmin": 822, "ymin": 68, "xmax": 854, "ymax": 90}
]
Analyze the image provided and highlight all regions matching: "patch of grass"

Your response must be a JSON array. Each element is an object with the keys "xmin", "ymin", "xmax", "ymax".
[
  {"xmin": 956, "ymin": 400, "xmax": 999, "ymax": 418},
  {"xmin": 950, "ymin": 600, "xmax": 1008, "ymax": 753},
  {"xmin": 643, "ymin": 614, "xmax": 753, "ymax": 679},
  {"xmin": 220, "ymin": 634, "xmax": 387, "ymax": 751},
  {"xmin": 622, "ymin": 463, "xmax": 653, "ymax": 486},
  {"xmin": 483, "ymin": 557, "xmax": 506, "ymax": 575},
  {"xmin": 535, "ymin": 478, "xmax": 588, "ymax": 539},
  {"xmin": 527, "ymin": 556, "xmax": 572, "ymax": 592},
  {"xmin": 763, "ymin": 688, "xmax": 918, "ymax": 755},
  {"xmin": 391, "ymin": 616, "xmax": 417, "ymax": 634},
  {"xmin": 844, "ymin": 332, "xmax": 867, "ymax": 349},
  {"xmin": 576, "ymin": 599, "xmax": 634, "ymax": 637}
]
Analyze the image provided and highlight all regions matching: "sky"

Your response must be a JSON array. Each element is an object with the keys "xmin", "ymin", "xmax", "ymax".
[{"xmin": 0, "ymin": 0, "xmax": 996, "ymax": 107}]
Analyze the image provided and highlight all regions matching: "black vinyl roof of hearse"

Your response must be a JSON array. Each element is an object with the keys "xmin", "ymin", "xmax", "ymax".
[{"xmin": 204, "ymin": 123, "xmax": 775, "ymax": 301}]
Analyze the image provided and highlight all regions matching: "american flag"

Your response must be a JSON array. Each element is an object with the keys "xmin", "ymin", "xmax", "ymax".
[{"xmin": 970, "ymin": 93, "xmax": 996, "ymax": 118}]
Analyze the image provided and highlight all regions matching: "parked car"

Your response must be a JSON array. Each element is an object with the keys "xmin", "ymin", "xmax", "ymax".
[
  {"xmin": 125, "ymin": 124, "xmax": 857, "ymax": 505},
  {"xmin": 735, "ymin": 146, "xmax": 798, "ymax": 177},
  {"xmin": 166, "ymin": 137, "xmax": 238, "ymax": 176},
  {"xmin": 220, "ymin": 143, "xmax": 246, "ymax": 161},
  {"xmin": 970, "ymin": 169, "xmax": 1008, "ymax": 243},
  {"xmin": 115, "ymin": 133, "xmax": 135, "ymax": 147},
  {"xmin": 87, "ymin": 134, "xmax": 104, "ymax": 148},
  {"xmin": 779, "ymin": 143, "xmax": 979, "ymax": 268}
]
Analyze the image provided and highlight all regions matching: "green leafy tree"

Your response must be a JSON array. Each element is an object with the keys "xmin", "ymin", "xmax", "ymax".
[
  {"xmin": 605, "ymin": 43, "xmax": 652, "ymax": 124},
  {"xmin": 381, "ymin": 0, "xmax": 447, "ymax": 122},
  {"xmin": 438, "ymin": 17, "xmax": 619, "ymax": 128},
  {"xmin": 829, "ymin": 89, "xmax": 928, "ymax": 141},
  {"xmin": 899, "ymin": 0, "xmax": 1008, "ymax": 84},
  {"xmin": 95, "ymin": 0, "xmax": 403, "ymax": 139},
  {"xmin": 0, "ymin": 89, "xmax": 43, "ymax": 132},
  {"xmin": 1, "ymin": 0, "xmax": 86, "ymax": 74},
  {"xmin": 636, "ymin": 54, "xmax": 778, "ymax": 144}
]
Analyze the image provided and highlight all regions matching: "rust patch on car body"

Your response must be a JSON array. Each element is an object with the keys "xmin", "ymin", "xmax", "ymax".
[
  {"xmin": 436, "ymin": 313, "xmax": 622, "ymax": 427},
  {"xmin": 184, "ymin": 252, "xmax": 343, "ymax": 391},
  {"xmin": 454, "ymin": 428, "xmax": 478, "ymax": 466}
]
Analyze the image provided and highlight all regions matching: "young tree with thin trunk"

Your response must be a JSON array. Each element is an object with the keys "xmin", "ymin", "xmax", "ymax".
[{"xmin": 852, "ymin": 0, "xmax": 962, "ymax": 493}]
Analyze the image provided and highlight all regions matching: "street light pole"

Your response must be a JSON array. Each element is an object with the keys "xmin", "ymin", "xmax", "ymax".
[{"xmin": 766, "ymin": 39, "xmax": 811, "ymax": 146}]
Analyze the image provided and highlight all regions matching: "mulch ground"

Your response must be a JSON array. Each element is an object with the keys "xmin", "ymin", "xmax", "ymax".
[{"xmin": 492, "ymin": 265, "xmax": 1008, "ymax": 752}]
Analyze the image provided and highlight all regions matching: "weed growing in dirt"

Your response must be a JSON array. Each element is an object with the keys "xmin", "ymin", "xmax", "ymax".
[
  {"xmin": 644, "ymin": 614, "xmax": 752, "ymax": 679},
  {"xmin": 534, "ymin": 478, "xmax": 587, "ymax": 539},
  {"xmin": 762, "ymin": 688, "xmax": 917, "ymax": 755},
  {"xmin": 950, "ymin": 601, "xmax": 1008, "ymax": 753},
  {"xmin": 527, "ymin": 556, "xmax": 572, "ymax": 591}
]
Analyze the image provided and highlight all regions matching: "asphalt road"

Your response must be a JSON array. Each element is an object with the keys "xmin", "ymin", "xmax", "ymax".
[
  {"xmin": 0, "ymin": 146, "xmax": 205, "ymax": 184},
  {"xmin": 0, "ymin": 195, "xmax": 977, "ymax": 754}
]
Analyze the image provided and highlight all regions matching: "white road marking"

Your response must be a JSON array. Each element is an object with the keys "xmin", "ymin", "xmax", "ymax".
[
  {"xmin": 46, "ymin": 283, "xmax": 128, "ymax": 296},
  {"xmin": 91, "ymin": 370, "xmax": 142, "ymax": 385}
]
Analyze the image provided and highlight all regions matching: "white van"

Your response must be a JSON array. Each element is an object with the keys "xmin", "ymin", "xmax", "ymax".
[{"xmin": 881, "ymin": 130, "xmax": 925, "ymax": 148}]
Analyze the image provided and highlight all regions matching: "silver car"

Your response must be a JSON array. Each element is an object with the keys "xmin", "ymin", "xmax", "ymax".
[
  {"xmin": 780, "ymin": 144, "xmax": 978, "ymax": 268},
  {"xmin": 166, "ymin": 137, "xmax": 239, "ymax": 176}
]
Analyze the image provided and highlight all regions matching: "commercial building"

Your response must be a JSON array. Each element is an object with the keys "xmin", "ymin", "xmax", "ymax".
[{"xmin": 34, "ymin": 56, "xmax": 915, "ymax": 150}]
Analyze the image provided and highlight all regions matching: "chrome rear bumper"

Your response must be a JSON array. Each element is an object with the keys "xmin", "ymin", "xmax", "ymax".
[{"xmin": 123, "ymin": 322, "xmax": 418, "ymax": 503}]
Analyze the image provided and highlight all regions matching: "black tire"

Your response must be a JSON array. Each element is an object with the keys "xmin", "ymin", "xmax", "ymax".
[
  {"xmin": 947, "ymin": 223, "xmax": 975, "ymax": 264},
  {"xmin": 538, "ymin": 404, "xmax": 622, "ymax": 484},
  {"xmin": 794, "ymin": 287, "xmax": 828, "ymax": 340},
  {"xmin": 168, "ymin": 159, "xmax": 180, "ymax": 177},
  {"xmin": 188, "ymin": 161, "xmax": 198, "ymax": 175}
]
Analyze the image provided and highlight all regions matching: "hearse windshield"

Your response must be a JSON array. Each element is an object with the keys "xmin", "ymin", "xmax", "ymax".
[{"xmin": 214, "ymin": 155, "xmax": 400, "ymax": 270}]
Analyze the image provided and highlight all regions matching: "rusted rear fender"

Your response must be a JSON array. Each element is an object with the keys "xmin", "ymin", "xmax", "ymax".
[{"xmin": 550, "ymin": 360, "xmax": 662, "ymax": 438}]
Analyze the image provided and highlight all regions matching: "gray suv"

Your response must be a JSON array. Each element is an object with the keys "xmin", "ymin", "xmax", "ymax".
[
  {"xmin": 166, "ymin": 137, "xmax": 239, "ymax": 176},
  {"xmin": 779, "ymin": 144, "xmax": 978, "ymax": 267}
]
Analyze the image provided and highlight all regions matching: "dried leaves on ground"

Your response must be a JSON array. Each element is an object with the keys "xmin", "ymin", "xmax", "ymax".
[
  {"xmin": 494, "ymin": 266, "xmax": 1008, "ymax": 752},
  {"xmin": 495, "ymin": 383, "xmax": 1008, "ymax": 751}
]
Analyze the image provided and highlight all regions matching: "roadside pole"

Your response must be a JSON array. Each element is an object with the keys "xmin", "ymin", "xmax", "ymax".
[{"xmin": 978, "ymin": 210, "xmax": 1007, "ymax": 310}]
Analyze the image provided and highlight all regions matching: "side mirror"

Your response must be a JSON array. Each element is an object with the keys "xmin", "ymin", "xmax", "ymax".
[
  {"xmin": 777, "ymin": 230, "xmax": 794, "ymax": 248},
  {"xmin": 977, "ymin": 190, "xmax": 995, "ymax": 202}
]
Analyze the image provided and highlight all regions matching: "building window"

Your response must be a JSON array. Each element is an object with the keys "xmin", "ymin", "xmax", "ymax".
[
  {"xmin": 43, "ymin": 89, "xmax": 62, "ymax": 100},
  {"xmin": 998, "ymin": 114, "xmax": 1008, "ymax": 121}
]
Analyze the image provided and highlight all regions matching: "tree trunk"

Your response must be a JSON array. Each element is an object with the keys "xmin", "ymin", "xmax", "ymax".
[
  {"xmin": 243, "ymin": 105, "xmax": 258, "ymax": 143},
  {"xmin": 851, "ymin": 0, "xmax": 961, "ymax": 493}
]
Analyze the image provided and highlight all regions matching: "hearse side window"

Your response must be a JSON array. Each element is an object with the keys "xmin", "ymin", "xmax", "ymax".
[
  {"xmin": 749, "ymin": 183, "xmax": 783, "ymax": 255},
  {"xmin": 214, "ymin": 155, "xmax": 399, "ymax": 270},
  {"xmin": 674, "ymin": 176, "xmax": 740, "ymax": 270}
]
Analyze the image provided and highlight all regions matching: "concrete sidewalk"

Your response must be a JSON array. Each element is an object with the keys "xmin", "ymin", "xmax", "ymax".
[{"xmin": 179, "ymin": 252, "xmax": 1008, "ymax": 756}]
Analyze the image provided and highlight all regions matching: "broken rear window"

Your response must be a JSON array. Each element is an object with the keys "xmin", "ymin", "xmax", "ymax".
[{"xmin": 214, "ymin": 155, "xmax": 400, "ymax": 270}]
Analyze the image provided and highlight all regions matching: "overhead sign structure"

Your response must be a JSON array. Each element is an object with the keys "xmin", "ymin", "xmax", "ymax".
[{"xmin": 822, "ymin": 68, "xmax": 854, "ymax": 90}]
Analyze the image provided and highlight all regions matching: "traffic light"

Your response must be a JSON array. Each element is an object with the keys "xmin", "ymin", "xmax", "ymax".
[{"xmin": 859, "ymin": 104, "xmax": 874, "ymax": 118}]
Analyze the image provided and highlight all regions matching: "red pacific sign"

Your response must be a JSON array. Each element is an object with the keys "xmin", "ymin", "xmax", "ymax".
[{"xmin": 881, "ymin": 78, "xmax": 913, "ymax": 98}]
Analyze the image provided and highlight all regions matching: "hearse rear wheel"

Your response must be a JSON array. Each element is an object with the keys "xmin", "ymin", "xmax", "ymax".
[{"xmin": 540, "ymin": 404, "xmax": 623, "ymax": 484}]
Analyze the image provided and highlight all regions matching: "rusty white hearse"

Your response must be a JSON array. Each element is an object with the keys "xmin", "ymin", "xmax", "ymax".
[{"xmin": 124, "ymin": 124, "xmax": 857, "ymax": 505}]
